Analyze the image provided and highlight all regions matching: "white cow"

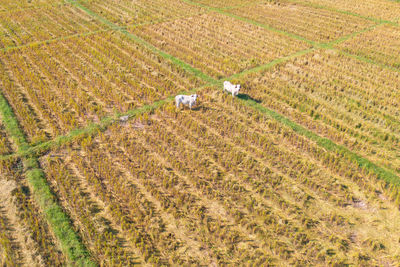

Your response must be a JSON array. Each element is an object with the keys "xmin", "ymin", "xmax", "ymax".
[
  {"xmin": 175, "ymin": 94, "xmax": 198, "ymax": 109},
  {"xmin": 223, "ymin": 81, "xmax": 240, "ymax": 97}
]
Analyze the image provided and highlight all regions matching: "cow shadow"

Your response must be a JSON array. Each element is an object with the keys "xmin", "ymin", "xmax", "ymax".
[
  {"xmin": 179, "ymin": 103, "xmax": 214, "ymax": 112},
  {"xmin": 237, "ymin": 93, "xmax": 261, "ymax": 103},
  {"xmin": 192, "ymin": 105, "xmax": 215, "ymax": 112}
]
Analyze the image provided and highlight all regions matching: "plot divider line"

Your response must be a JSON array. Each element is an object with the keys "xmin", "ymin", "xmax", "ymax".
[
  {"xmin": 0, "ymin": 90, "xmax": 96, "ymax": 266},
  {"xmin": 181, "ymin": 0, "xmax": 317, "ymax": 46},
  {"xmin": 287, "ymin": 0, "xmax": 399, "ymax": 26},
  {"xmin": 338, "ymin": 50, "xmax": 400, "ymax": 73},
  {"xmin": 0, "ymin": 0, "xmax": 266, "ymax": 54},
  {"xmin": 321, "ymin": 22, "xmax": 386, "ymax": 48},
  {"xmin": 67, "ymin": 0, "xmax": 217, "ymax": 84},
  {"xmin": 181, "ymin": 0, "xmax": 392, "ymax": 54},
  {"xmin": 237, "ymin": 96, "xmax": 400, "ymax": 187},
  {"xmin": 0, "ymin": 1, "xmax": 398, "ymax": 265},
  {"xmin": 2, "ymin": 0, "xmax": 399, "ymax": 190},
  {"xmin": 0, "ymin": 9, "xmax": 218, "ymax": 53},
  {"xmin": 1, "ymin": 47, "xmax": 317, "ymax": 161},
  {"xmin": 64, "ymin": 0, "xmax": 400, "ymax": 186},
  {"xmin": 179, "ymin": 1, "xmax": 400, "ymax": 72}
]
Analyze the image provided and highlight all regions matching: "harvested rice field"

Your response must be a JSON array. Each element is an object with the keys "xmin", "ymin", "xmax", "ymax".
[{"xmin": 1, "ymin": 0, "xmax": 400, "ymax": 266}]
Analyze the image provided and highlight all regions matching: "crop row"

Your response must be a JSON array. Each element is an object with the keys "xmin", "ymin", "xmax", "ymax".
[
  {"xmin": 296, "ymin": 0, "xmax": 400, "ymax": 22},
  {"xmin": 40, "ymin": 91, "xmax": 400, "ymax": 265},
  {"xmin": 141, "ymin": 111, "xmax": 351, "ymax": 264},
  {"xmin": 0, "ymin": 155, "xmax": 66, "ymax": 266},
  {"xmin": 100, "ymin": 122, "xmax": 281, "ymax": 264},
  {"xmin": 0, "ymin": 4, "xmax": 106, "ymax": 49},
  {"xmin": 0, "ymin": 31, "xmax": 203, "ymax": 143},
  {"xmin": 227, "ymin": 0, "xmax": 374, "ymax": 43},
  {"xmin": 0, "ymin": 158, "xmax": 22, "ymax": 266},
  {"xmin": 131, "ymin": 12, "xmax": 310, "ymax": 79},
  {"xmin": 80, "ymin": 0, "xmax": 206, "ymax": 26},
  {"xmin": 42, "ymin": 145, "xmax": 231, "ymax": 265},
  {"xmin": 42, "ymin": 156, "xmax": 146, "ymax": 266},
  {"xmin": 0, "ymin": 207, "xmax": 16, "ymax": 266},
  {"xmin": 45, "ymin": 126, "xmax": 287, "ymax": 264},
  {"xmin": 241, "ymin": 49, "xmax": 400, "ymax": 173},
  {"xmin": 12, "ymin": 186, "xmax": 66, "ymax": 266},
  {"xmin": 130, "ymin": 92, "xmax": 400, "ymax": 264},
  {"xmin": 0, "ymin": 123, "xmax": 12, "ymax": 155},
  {"xmin": 62, "ymin": 127, "xmax": 277, "ymax": 264},
  {"xmin": 338, "ymin": 24, "xmax": 400, "ymax": 69}
]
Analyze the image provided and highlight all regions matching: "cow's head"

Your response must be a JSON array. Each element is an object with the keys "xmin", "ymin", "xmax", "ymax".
[{"xmin": 234, "ymin": 84, "xmax": 240, "ymax": 95}]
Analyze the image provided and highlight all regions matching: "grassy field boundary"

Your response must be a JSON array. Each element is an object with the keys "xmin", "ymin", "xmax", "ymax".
[
  {"xmin": 182, "ymin": 0, "xmax": 391, "ymax": 51},
  {"xmin": 0, "ymin": 91, "xmax": 95, "ymax": 265},
  {"xmin": 228, "ymin": 48, "xmax": 315, "ymax": 79},
  {"xmin": 2, "ymin": 0, "xmax": 400, "ymax": 203},
  {"xmin": 68, "ymin": 0, "xmax": 216, "ymax": 83},
  {"xmin": 0, "ymin": 46, "xmax": 316, "ymax": 160},
  {"xmin": 322, "ymin": 22, "xmax": 385, "ymax": 47},
  {"xmin": 0, "ymin": 92, "xmax": 29, "ymax": 152},
  {"xmin": 288, "ymin": 0, "xmax": 398, "ymax": 25},
  {"xmin": 182, "ymin": 0, "xmax": 317, "ymax": 46},
  {"xmin": 1, "ymin": 9, "xmax": 216, "ymax": 53},
  {"xmin": 120, "ymin": 29, "xmax": 216, "ymax": 83},
  {"xmin": 69, "ymin": 0, "xmax": 400, "ymax": 187},
  {"xmin": 1, "ymin": 82, "xmax": 219, "ymax": 159},
  {"xmin": 238, "ymin": 96, "xmax": 400, "ymax": 186},
  {"xmin": 67, "ymin": 0, "xmax": 117, "ymax": 28},
  {"xmin": 338, "ymin": 50, "xmax": 400, "ymax": 73},
  {"xmin": 0, "ymin": 1, "xmax": 399, "ymax": 265},
  {"xmin": 4, "ymin": 0, "xmax": 399, "ymax": 185}
]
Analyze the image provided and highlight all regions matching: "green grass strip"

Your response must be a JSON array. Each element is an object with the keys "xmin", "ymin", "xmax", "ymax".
[
  {"xmin": 228, "ymin": 48, "xmax": 315, "ymax": 79},
  {"xmin": 0, "ymin": 90, "xmax": 95, "ymax": 265},
  {"xmin": 120, "ymin": 29, "xmax": 216, "ymax": 83},
  {"xmin": 0, "ymin": 48, "xmax": 314, "ymax": 160},
  {"xmin": 287, "ymin": 0, "xmax": 396, "ymax": 24},
  {"xmin": 338, "ymin": 50, "xmax": 400, "ymax": 73},
  {"xmin": 0, "ymin": 92, "xmax": 29, "ymax": 152},
  {"xmin": 1, "ymin": 11, "xmax": 214, "ymax": 54},
  {"xmin": 0, "ymin": 1, "xmax": 397, "ymax": 264},
  {"xmin": 8, "ymin": 82, "xmax": 216, "ymax": 159},
  {"xmin": 182, "ymin": 0, "xmax": 317, "ymax": 46},
  {"xmin": 322, "ymin": 22, "xmax": 385, "ymax": 47},
  {"xmin": 238, "ymin": 96, "xmax": 400, "ymax": 186},
  {"xmin": 7, "ymin": 44, "xmax": 315, "ymax": 160},
  {"xmin": 68, "ymin": 0, "xmax": 216, "ymax": 83},
  {"xmin": 24, "ymin": 158, "xmax": 96, "ymax": 267},
  {"xmin": 67, "ymin": 0, "xmax": 118, "ymax": 29},
  {"xmin": 6, "ymin": 0, "xmax": 400, "ymax": 190}
]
